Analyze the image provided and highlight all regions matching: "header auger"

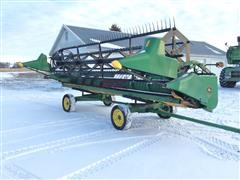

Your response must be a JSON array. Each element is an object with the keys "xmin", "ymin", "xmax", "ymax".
[{"xmin": 21, "ymin": 20, "xmax": 240, "ymax": 133}]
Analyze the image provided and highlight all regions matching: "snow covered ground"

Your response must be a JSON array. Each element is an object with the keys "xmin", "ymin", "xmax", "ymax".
[{"xmin": 1, "ymin": 71, "xmax": 239, "ymax": 179}]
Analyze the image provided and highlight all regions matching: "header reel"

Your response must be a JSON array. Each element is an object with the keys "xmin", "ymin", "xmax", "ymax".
[{"xmin": 50, "ymin": 18, "xmax": 191, "ymax": 76}]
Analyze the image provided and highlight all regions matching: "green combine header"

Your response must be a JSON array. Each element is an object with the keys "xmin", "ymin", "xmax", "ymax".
[{"xmin": 21, "ymin": 22, "xmax": 240, "ymax": 133}]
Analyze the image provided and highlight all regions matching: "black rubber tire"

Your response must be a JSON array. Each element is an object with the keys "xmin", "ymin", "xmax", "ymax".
[
  {"xmin": 111, "ymin": 105, "xmax": 127, "ymax": 130},
  {"xmin": 219, "ymin": 68, "xmax": 236, "ymax": 88},
  {"xmin": 103, "ymin": 96, "xmax": 112, "ymax": 106},
  {"xmin": 157, "ymin": 105, "xmax": 173, "ymax": 119}
]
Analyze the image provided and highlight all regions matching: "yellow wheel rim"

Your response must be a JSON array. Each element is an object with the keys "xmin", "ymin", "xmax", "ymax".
[
  {"xmin": 63, "ymin": 97, "xmax": 70, "ymax": 110},
  {"xmin": 112, "ymin": 109, "xmax": 124, "ymax": 128}
]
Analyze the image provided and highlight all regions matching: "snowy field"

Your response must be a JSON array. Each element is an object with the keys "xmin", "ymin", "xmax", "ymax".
[{"xmin": 1, "ymin": 71, "xmax": 240, "ymax": 179}]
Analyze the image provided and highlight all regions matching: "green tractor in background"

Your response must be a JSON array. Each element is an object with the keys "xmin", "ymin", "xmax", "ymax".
[{"xmin": 219, "ymin": 36, "xmax": 240, "ymax": 88}]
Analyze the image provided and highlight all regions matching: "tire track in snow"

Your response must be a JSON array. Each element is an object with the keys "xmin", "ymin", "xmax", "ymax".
[
  {"xmin": 194, "ymin": 136, "xmax": 240, "ymax": 161},
  {"xmin": 4, "ymin": 120, "xmax": 94, "ymax": 146},
  {"xmin": 129, "ymin": 116, "xmax": 239, "ymax": 161},
  {"xmin": 40, "ymin": 119, "xmax": 163, "ymax": 154},
  {"xmin": 51, "ymin": 134, "xmax": 157, "ymax": 153},
  {"xmin": 59, "ymin": 132, "xmax": 166, "ymax": 180},
  {"xmin": 2, "ymin": 129, "xmax": 108, "ymax": 161},
  {"xmin": 161, "ymin": 120, "xmax": 240, "ymax": 161},
  {"xmin": 1, "ymin": 117, "xmax": 87, "ymax": 134},
  {"xmin": 3, "ymin": 115, "xmax": 157, "ymax": 161},
  {"xmin": 3, "ymin": 162, "xmax": 40, "ymax": 179}
]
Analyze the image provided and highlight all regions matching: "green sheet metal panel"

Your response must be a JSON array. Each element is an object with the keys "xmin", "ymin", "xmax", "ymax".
[
  {"xmin": 22, "ymin": 53, "xmax": 50, "ymax": 72},
  {"xmin": 166, "ymin": 73, "xmax": 218, "ymax": 111},
  {"xmin": 227, "ymin": 46, "xmax": 240, "ymax": 64},
  {"xmin": 63, "ymin": 82, "xmax": 179, "ymax": 104},
  {"xmin": 224, "ymin": 66, "xmax": 240, "ymax": 81},
  {"xmin": 120, "ymin": 38, "xmax": 180, "ymax": 79}
]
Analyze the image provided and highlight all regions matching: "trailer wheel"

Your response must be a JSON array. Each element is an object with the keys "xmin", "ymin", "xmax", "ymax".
[
  {"xmin": 62, "ymin": 94, "xmax": 76, "ymax": 112},
  {"xmin": 157, "ymin": 105, "xmax": 173, "ymax": 119},
  {"xmin": 103, "ymin": 95, "xmax": 112, "ymax": 106},
  {"xmin": 111, "ymin": 105, "xmax": 128, "ymax": 130}
]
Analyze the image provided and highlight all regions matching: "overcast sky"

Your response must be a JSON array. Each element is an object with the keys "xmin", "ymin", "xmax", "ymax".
[{"xmin": 1, "ymin": 0, "xmax": 239, "ymax": 62}]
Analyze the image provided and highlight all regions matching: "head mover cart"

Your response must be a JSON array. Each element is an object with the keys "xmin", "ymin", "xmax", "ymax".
[{"xmin": 21, "ymin": 20, "xmax": 240, "ymax": 133}]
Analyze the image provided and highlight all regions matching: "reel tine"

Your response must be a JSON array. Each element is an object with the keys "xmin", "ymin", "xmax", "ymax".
[
  {"xmin": 136, "ymin": 26, "xmax": 139, "ymax": 35},
  {"xmin": 161, "ymin": 20, "xmax": 163, "ymax": 29},
  {"xmin": 142, "ymin": 24, "xmax": 145, "ymax": 33},
  {"xmin": 133, "ymin": 27, "xmax": 136, "ymax": 35},
  {"xmin": 165, "ymin": 19, "xmax": 167, "ymax": 29},
  {"xmin": 173, "ymin": 17, "xmax": 176, "ymax": 28},
  {"xmin": 128, "ymin": 28, "xmax": 132, "ymax": 36},
  {"xmin": 132, "ymin": 27, "xmax": 136, "ymax": 36},
  {"xmin": 121, "ymin": 31, "xmax": 125, "ymax": 38},
  {"xmin": 129, "ymin": 27, "xmax": 132, "ymax": 35},
  {"xmin": 135, "ymin": 26, "xmax": 139, "ymax": 35},
  {"xmin": 132, "ymin": 27, "xmax": 136, "ymax": 35},
  {"xmin": 152, "ymin": 22, "xmax": 155, "ymax": 31},
  {"xmin": 138, "ymin": 25, "xmax": 142, "ymax": 34},
  {"xmin": 126, "ymin": 28, "xmax": 130, "ymax": 36},
  {"xmin": 124, "ymin": 30, "xmax": 128, "ymax": 37},
  {"xmin": 145, "ymin": 24, "xmax": 148, "ymax": 33},
  {"xmin": 131, "ymin": 27, "xmax": 134, "ymax": 35},
  {"xmin": 124, "ymin": 28, "xmax": 127, "ymax": 35},
  {"xmin": 157, "ymin": 21, "xmax": 159, "ymax": 30},
  {"xmin": 127, "ymin": 28, "xmax": 131, "ymax": 36},
  {"xmin": 148, "ymin": 23, "xmax": 152, "ymax": 32},
  {"xmin": 128, "ymin": 28, "xmax": 131, "ymax": 35},
  {"xmin": 122, "ymin": 28, "xmax": 126, "ymax": 37},
  {"xmin": 169, "ymin": 18, "xmax": 171, "ymax": 28}
]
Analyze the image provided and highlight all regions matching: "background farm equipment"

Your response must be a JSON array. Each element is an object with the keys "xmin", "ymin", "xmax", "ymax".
[
  {"xmin": 21, "ymin": 21, "xmax": 240, "ymax": 133},
  {"xmin": 219, "ymin": 36, "xmax": 240, "ymax": 88}
]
